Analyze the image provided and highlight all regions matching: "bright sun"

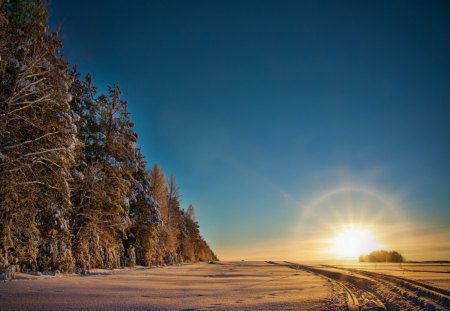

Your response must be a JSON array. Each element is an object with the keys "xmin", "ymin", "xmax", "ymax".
[{"xmin": 330, "ymin": 226, "xmax": 381, "ymax": 259}]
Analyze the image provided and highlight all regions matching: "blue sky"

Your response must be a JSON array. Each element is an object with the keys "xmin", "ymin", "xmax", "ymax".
[{"xmin": 49, "ymin": 1, "xmax": 450, "ymax": 260}]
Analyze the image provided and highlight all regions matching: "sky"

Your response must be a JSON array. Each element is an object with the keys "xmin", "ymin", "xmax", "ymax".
[{"xmin": 48, "ymin": 1, "xmax": 450, "ymax": 261}]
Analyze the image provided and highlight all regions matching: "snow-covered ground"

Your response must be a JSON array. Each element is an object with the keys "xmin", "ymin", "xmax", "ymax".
[
  {"xmin": 0, "ymin": 261, "xmax": 331, "ymax": 310},
  {"xmin": 1, "ymin": 261, "xmax": 449, "ymax": 310}
]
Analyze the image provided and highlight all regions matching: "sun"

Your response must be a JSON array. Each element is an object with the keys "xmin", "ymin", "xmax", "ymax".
[{"xmin": 330, "ymin": 225, "xmax": 381, "ymax": 259}]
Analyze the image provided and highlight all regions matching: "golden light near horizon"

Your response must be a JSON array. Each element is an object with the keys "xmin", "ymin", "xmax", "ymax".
[{"xmin": 330, "ymin": 225, "xmax": 381, "ymax": 259}]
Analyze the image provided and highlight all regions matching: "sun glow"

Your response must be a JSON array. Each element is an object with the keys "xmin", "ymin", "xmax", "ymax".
[{"xmin": 330, "ymin": 225, "xmax": 381, "ymax": 259}]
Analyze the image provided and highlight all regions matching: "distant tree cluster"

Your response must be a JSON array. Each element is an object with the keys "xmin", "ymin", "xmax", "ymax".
[
  {"xmin": 0, "ymin": 0, "xmax": 217, "ymax": 275},
  {"xmin": 359, "ymin": 250, "xmax": 404, "ymax": 263}
]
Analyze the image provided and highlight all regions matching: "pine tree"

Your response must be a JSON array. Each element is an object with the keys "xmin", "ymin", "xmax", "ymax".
[
  {"xmin": 68, "ymin": 71, "xmax": 103, "ymax": 273},
  {"xmin": 69, "ymin": 79, "xmax": 138, "ymax": 270},
  {"xmin": 97, "ymin": 84, "xmax": 137, "ymax": 267},
  {"xmin": 179, "ymin": 208, "xmax": 195, "ymax": 262},
  {"xmin": 165, "ymin": 175, "xmax": 182, "ymax": 264},
  {"xmin": 0, "ymin": 0, "xmax": 77, "ymax": 272},
  {"xmin": 148, "ymin": 164, "xmax": 169, "ymax": 264},
  {"xmin": 127, "ymin": 150, "xmax": 160, "ymax": 266}
]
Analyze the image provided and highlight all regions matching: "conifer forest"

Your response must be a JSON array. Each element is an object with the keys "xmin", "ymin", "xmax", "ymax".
[{"xmin": 0, "ymin": 0, "xmax": 218, "ymax": 275}]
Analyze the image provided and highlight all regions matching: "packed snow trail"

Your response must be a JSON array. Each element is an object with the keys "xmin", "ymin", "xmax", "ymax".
[
  {"xmin": 284, "ymin": 261, "xmax": 450, "ymax": 310},
  {"xmin": 280, "ymin": 262, "xmax": 387, "ymax": 310},
  {"xmin": 325, "ymin": 264, "xmax": 450, "ymax": 310}
]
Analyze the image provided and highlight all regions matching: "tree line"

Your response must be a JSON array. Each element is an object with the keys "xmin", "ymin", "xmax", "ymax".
[{"xmin": 0, "ymin": 0, "xmax": 217, "ymax": 275}]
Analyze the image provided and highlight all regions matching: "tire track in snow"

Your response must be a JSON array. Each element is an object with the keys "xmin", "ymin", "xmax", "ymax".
[
  {"xmin": 325, "ymin": 264, "xmax": 450, "ymax": 310},
  {"xmin": 280, "ymin": 262, "xmax": 387, "ymax": 310}
]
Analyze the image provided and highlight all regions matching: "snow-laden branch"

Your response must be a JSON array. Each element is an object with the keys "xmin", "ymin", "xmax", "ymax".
[
  {"xmin": 8, "ymin": 95, "xmax": 51, "ymax": 115},
  {"xmin": 9, "ymin": 77, "xmax": 47, "ymax": 103},
  {"xmin": 17, "ymin": 56, "xmax": 46, "ymax": 77},
  {"xmin": 3, "ymin": 131, "xmax": 60, "ymax": 150},
  {"xmin": 39, "ymin": 157, "xmax": 65, "ymax": 169},
  {"xmin": 5, "ymin": 115, "xmax": 47, "ymax": 132},
  {"xmin": 15, "ymin": 181, "xmax": 60, "ymax": 190},
  {"xmin": 14, "ymin": 147, "xmax": 66, "ymax": 162},
  {"xmin": 34, "ymin": 160, "xmax": 62, "ymax": 175},
  {"xmin": 11, "ymin": 94, "xmax": 51, "ymax": 107},
  {"xmin": 19, "ymin": 69, "xmax": 50, "ymax": 81}
]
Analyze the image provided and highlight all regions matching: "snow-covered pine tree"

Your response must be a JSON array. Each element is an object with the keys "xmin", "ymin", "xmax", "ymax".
[
  {"xmin": 178, "ymin": 208, "xmax": 196, "ymax": 262},
  {"xmin": 165, "ymin": 175, "xmax": 182, "ymax": 264},
  {"xmin": 0, "ymin": 0, "xmax": 77, "ymax": 273},
  {"xmin": 127, "ymin": 150, "xmax": 160, "ymax": 266},
  {"xmin": 148, "ymin": 164, "xmax": 169, "ymax": 264},
  {"xmin": 97, "ymin": 84, "xmax": 138, "ymax": 267},
  {"xmin": 69, "ymin": 77, "xmax": 139, "ymax": 270},
  {"xmin": 68, "ymin": 71, "xmax": 103, "ymax": 273}
]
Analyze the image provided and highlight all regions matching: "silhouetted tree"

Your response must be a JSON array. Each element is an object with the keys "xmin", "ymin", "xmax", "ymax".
[{"xmin": 359, "ymin": 250, "xmax": 404, "ymax": 263}]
